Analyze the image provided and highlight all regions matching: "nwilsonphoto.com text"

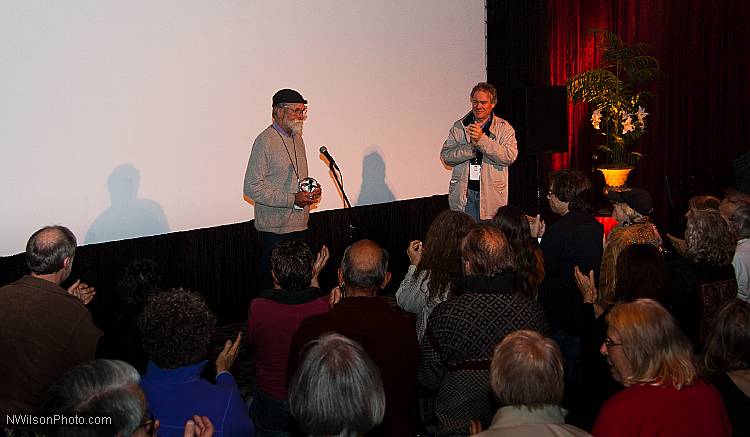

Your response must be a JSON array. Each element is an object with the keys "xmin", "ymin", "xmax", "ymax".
[{"xmin": 5, "ymin": 413, "xmax": 113, "ymax": 427}]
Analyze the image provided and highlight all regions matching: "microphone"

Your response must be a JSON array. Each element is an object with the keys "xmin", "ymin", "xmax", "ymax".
[{"xmin": 319, "ymin": 146, "xmax": 340, "ymax": 171}]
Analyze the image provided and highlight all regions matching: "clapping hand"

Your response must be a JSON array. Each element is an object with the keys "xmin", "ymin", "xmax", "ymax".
[
  {"xmin": 467, "ymin": 121, "xmax": 483, "ymax": 144},
  {"xmin": 216, "ymin": 332, "xmax": 242, "ymax": 373},
  {"xmin": 184, "ymin": 416, "xmax": 214, "ymax": 437},
  {"xmin": 407, "ymin": 240, "xmax": 423, "ymax": 266},
  {"xmin": 67, "ymin": 279, "xmax": 95, "ymax": 305},
  {"xmin": 573, "ymin": 266, "xmax": 598, "ymax": 304},
  {"xmin": 528, "ymin": 214, "xmax": 546, "ymax": 238},
  {"xmin": 310, "ymin": 245, "xmax": 330, "ymax": 288}
]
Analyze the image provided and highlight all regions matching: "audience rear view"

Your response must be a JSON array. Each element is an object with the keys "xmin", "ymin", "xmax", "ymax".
[{"xmin": 4, "ymin": 170, "xmax": 750, "ymax": 437}]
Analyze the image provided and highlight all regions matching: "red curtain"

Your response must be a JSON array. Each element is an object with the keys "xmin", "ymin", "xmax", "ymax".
[{"xmin": 547, "ymin": 0, "xmax": 750, "ymax": 227}]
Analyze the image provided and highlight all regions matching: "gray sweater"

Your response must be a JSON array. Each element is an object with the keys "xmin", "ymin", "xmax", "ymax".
[{"xmin": 244, "ymin": 125, "xmax": 309, "ymax": 233}]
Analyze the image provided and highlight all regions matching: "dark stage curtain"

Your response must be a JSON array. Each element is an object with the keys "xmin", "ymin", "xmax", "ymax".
[
  {"xmin": 0, "ymin": 195, "xmax": 449, "ymax": 326},
  {"xmin": 549, "ymin": 0, "xmax": 750, "ymax": 231}
]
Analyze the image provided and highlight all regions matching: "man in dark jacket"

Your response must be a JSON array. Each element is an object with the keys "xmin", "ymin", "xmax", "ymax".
[
  {"xmin": 0, "ymin": 226, "xmax": 101, "ymax": 416},
  {"xmin": 538, "ymin": 170, "xmax": 604, "ymax": 377},
  {"xmin": 287, "ymin": 240, "xmax": 419, "ymax": 437}
]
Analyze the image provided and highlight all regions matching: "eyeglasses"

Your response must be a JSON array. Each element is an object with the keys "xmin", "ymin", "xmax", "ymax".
[
  {"xmin": 140, "ymin": 409, "xmax": 157, "ymax": 437},
  {"xmin": 283, "ymin": 105, "xmax": 308, "ymax": 116},
  {"xmin": 604, "ymin": 337, "xmax": 623, "ymax": 349}
]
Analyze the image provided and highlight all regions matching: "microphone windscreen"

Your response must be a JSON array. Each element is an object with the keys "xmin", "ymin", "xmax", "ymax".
[{"xmin": 319, "ymin": 146, "xmax": 327, "ymax": 153}]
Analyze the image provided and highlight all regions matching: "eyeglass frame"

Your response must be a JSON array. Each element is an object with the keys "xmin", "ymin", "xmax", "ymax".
[
  {"xmin": 282, "ymin": 105, "xmax": 308, "ymax": 117},
  {"xmin": 603, "ymin": 337, "xmax": 623, "ymax": 349}
]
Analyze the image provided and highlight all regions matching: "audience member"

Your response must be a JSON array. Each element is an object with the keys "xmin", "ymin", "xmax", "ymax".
[
  {"xmin": 667, "ymin": 194, "xmax": 720, "ymax": 257},
  {"xmin": 719, "ymin": 188, "xmax": 750, "ymax": 223},
  {"xmin": 731, "ymin": 203, "xmax": 750, "ymax": 301},
  {"xmin": 701, "ymin": 299, "xmax": 750, "ymax": 437},
  {"xmin": 287, "ymin": 240, "xmax": 419, "ymax": 437},
  {"xmin": 537, "ymin": 170, "xmax": 603, "ymax": 378},
  {"xmin": 419, "ymin": 225, "xmax": 549, "ymax": 436},
  {"xmin": 597, "ymin": 187, "xmax": 662, "ymax": 305},
  {"xmin": 97, "ymin": 258, "xmax": 163, "ymax": 373},
  {"xmin": 396, "ymin": 210, "xmax": 475, "ymax": 340},
  {"xmin": 0, "ymin": 225, "xmax": 102, "ymax": 415},
  {"xmin": 491, "ymin": 205, "xmax": 545, "ymax": 297},
  {"xmin": 289, "ymin": 333, "xmax": 385, "ymax": 437},
  {"xmin": 570, "ymin": 244, "xmax": 670, "ymax": 429},
  {"xmin": 43, "ymin": 359, "xmax": 151, "ymax": 437},
  {"xmin": 140, "ymin": 288, "xmax": 254, "ymax": 437},
  {"xmin": 248, "ymin": 239, "xmax": 330, "ymax": 436},
  {"xmin": 670, "ymin": 209, "xmax": 738, "ymax": 347},
  {"xmin": 43, "ymin": 359, "xmax": 215, "ymax": 437},
  {"xmin": 470, "ymin": 330, "xmax": 591, "ymax": 437},
  {"xmin": 593, "ymin": 299, "xmax": 730, "ymax": 437}
]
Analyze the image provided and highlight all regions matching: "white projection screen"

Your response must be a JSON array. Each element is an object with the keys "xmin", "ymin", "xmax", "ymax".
[{"xmin": 0, "ymin": 1, "xmax": 486, "ymax": 256}]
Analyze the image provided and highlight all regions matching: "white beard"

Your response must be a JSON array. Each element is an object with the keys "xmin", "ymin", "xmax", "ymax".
[{"xmin": 290, "ymin": 120, "xmax": 304, "ymax": 136}]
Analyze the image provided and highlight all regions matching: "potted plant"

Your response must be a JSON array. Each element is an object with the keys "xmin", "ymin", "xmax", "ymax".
[{"xmin": 567, "ymin": 29, "xmax": 661, "ymax": 189}]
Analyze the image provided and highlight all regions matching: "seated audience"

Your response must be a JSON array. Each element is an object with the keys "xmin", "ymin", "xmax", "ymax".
[
  {"xmin": 140, "ymin": 288, "xmax": 254, "ymax": 437},
  {"xmin": 43, "ymin": 359, "xmax": 214, "ymax": 437},
  {"xmin": 396, "ymin": 209, "xmax": 474, "ymax": 340},
  {"xmin": 593, "ymin": 299, "xmax": 730, "ymax": 437},
  {"xmin": 0, "ymin": 225, "xmax": 101, "ymax": 415},
  {"xmin": 670, "ymin": 209, "xmax": 737, "ymax": 347},
  {"xmin": 289, "ymin": 333, "xmax": 385, "ymax": 437},
  {"xmin": 598, "ymin": 187, "xmax": 662, "ymax": 306},
  {"xmin": 701, "ymin": 299, "xmax": 750, "ymax": 437},
  {"xmin": 470, "ymin": 330, "xmax": 591, "ymax": 437},
  {"xmin": 667, "ymin": 194, "xmax": 720, "ymax": 257},
  {"xmin": 288, "ymin": 239, "xmax": 419, "ymax": 437},
  {"xmin": 537, "ymin": 170, "xmax": 603, "ymax": 378},
  {"xmin": 731, "ymin": 203, "xmax": 750, "ymax": 301},
  {"xmin": 419, "ymin": 224, "xmax": 549, "ymax": 436},
  {"xmin": 247, "ymin": 239, "xmax": 330, "ymax": 436},
  {"xmin": 97, "ymin": 258, "xmax": 163, "ymax": 373},
  {"xmin": 491, "ymin": 205, "xmax": 545, "ymax": 297}
]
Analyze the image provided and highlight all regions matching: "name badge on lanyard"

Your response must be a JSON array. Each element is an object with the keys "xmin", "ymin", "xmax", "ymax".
[{"xmin": 469, "ymin": 163, "xmax": 481, "ymax": 181}]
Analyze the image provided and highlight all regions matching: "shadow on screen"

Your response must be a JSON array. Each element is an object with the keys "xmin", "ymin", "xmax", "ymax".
[
  {"xmin": 356, "ymin": 148, "xmax": 395, "ymax": 206},
  {"xmin": 85, "ymin": 164, "xmax": 170, "ymax": 244}
]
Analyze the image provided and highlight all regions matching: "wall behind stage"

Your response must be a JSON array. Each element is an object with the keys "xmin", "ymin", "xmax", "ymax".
[{"xmin": 0, "ymin": 1, "xmax": 486, "ymax": 256}]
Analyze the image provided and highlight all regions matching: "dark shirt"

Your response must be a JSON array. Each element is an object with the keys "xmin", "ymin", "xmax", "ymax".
[
  {"xmin": 539, "ymin": 211, "xmax": 604, "ymax": 335},
  {"xmin": 97, "ymin": 305, "xmax": 149, "ymax": 373},
  {"xmin": 669, "ymin": 258, "xmax": 737, "ymax": 348},
  {"xmin": 0, "ymin": 275, "xmax": 102, "ymax": 413},
  {"xmin": 707, "ymin": 371, "xmax": 750, "ymax": 437},
  {"xmin": 287, "ymin": 296, "xmax": 419, "ymax": 437}
]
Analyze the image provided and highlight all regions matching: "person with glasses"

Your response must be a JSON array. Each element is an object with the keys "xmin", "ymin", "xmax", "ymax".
[
  {"xmin": 536, "ymin": 170, "xmax": 603, "ymax": 382},
  {"xmin": 41, "ymin": 359, "xmax": 215, "ymax": 437},
  {"xmin": 593, "ymin": 299, "xmax": 731, "ymax": 437},
  {"xmin": 441, "ymin": 82, "xmax": 518, "ymax": 221},
  {"xmin": 244, "ymin": 89, "xmax": 321, "ymax": 290}
]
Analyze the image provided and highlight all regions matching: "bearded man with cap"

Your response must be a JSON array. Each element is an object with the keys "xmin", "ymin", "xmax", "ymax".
[
  {"xmin": 594, "ymin": 187, "xmax": 662, "ymax": 305},
  {"xmin": 244, "ymin": 89, "xmax": 321, "ymax": 290}
]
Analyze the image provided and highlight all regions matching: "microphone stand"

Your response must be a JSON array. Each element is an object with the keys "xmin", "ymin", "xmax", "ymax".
[{"xmin": 328, "ymin": 161, "xmax": 352, "ymax": 208}]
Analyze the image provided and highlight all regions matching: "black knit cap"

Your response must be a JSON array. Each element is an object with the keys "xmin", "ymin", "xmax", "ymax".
[
  {"xmin": 607, "ymin": 187, "xmax": 654, "ymax": 216},
  {"xmin": 272, "ymin": 89, "xmax": 307, "ymax": 106}
]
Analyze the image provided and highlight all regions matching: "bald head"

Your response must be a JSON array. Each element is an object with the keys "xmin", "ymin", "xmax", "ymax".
[
  {"xmin": 26, "ymin": 225, "xmax": 77, "ymax": 276},
  {"xmin": 340, "ymin": 240, "xmax": 390, "ymax": 293}
]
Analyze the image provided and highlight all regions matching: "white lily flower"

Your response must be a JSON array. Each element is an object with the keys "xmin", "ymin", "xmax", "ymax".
[
  {"xmin": 621, "ymin": 112, "xmax": 635, "ymax": 134},
  {"xmin": 591, "ymin": 109, "xmax": 602, "ymax": 130},
  {"xmin": 636, "ymin": 106, "xmax": 649, "ymax": 125}
]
